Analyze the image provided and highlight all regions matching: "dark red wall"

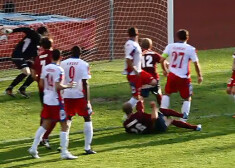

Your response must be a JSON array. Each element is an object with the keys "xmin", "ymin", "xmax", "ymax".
[{"xmin": 174, "ymin": 0, "xmax": 235, "ymax": 49}]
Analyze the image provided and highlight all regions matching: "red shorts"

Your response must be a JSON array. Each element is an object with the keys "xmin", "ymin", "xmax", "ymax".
[
  {"xmin": 64, "ymin": 98, "xmax": 89, "ymax": 117},
  {"xmin": 127, "ymin": 70, "xmax": 154, "ymax": 97},
  {"xmin": 165, "ymin": 72, "xmax": 192, "ymax": 99},
  {"xmin": 227, "ymin": 71, "xmax": 235, "ymax": 87},
  {"xmin": 41, "ymin": 104, "xmax": 67, "ymax": 121}
]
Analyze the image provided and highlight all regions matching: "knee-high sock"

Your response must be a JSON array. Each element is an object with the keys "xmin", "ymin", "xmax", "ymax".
[
  {"xmin": 172, "ymin": 120, "xmax": 197, "ymax": 130},
  {"xmin": 160, "ymin": 95, "xmax": 170, "ymax": 109},
  {"xmin": 60, "ymin": 131, "xmax": 69, "ymax": 153},
  {"xmin": 7, "ymin": 73, "xmax": 27, "ymax": 89},
  {"xmin": 19, "ymin": 75, "xmax": 34, "ymax": 91},
  {"xmin": 42, "ymin": 121, "xmax": 57, "ymax": 140},
  {"xmin": 84, "ymin": 121, "xmax": 93, "ymax": 150},
  {"xmin": 181, "ymin": 101, "xmax": 191, "ymax": 115},
  {"xmin": 31, "ymin": 126, "xmax": 47, "ymax": 151},
  {"xmin": 160, "ymin": 108, "xmax": 183, "ymax": 118},
  {"xmin": 156, "ymin": 94, "xmax": 162, "ymax": 106}
]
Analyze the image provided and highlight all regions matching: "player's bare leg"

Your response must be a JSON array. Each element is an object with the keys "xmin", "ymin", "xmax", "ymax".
[
  {"xmin": 83, "ymin": 116, "xmax": 96, "ymax": 154},
  {"xmin": 60, "ymin": 121, "xmax": 78, "ymax": 159}
]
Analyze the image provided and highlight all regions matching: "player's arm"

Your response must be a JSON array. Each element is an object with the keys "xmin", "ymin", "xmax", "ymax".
[
  {"xmin": 55, "ymin": 81, "xmax": 76, "ymax": 90},
  {"xmin": 193, "ymin": 61, "xmax": 203, "ymax": 84},
  {"xmin": 160, "ymin": 45, "xmax": 170, "ymax": 76},
  {"xmin": 82, "ymin": 79, "xmax": 90, "ymax": 102},
  {"xmin": 39, "ymin": 78, "xmax": 44, "ymax": 90},
  {"xmin": 150, "ymin": 101, "xmax": 159, "ymax": 119},
  {"xmin": 83, "ymin": 79, "xmax": 93, "ymax": 114},
  {"xmin": 2, "ymin": 27, "xmax": 39, "ymax": 41},
  {"xmin": 232, "ymin": 55, "xmax": 235, "ymax": 71}
]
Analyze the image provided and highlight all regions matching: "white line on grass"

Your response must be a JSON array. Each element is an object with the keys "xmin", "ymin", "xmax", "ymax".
[{"xmin": 0, "ymin": 113, "xmax": 234, "ymax": 145}]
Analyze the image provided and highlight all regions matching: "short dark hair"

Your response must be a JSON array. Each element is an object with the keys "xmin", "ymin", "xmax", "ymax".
[
  {"xmin": 52, "ymin": 49, "xmax": 61, "ymax": 61},
  {"xmin": 71, "ymin": 46, "xmax": 82, "ymax": 58},
  {"xmin": 177, "ymin": 29, "xmax": 189, "ymax": 41},
  {"xmin": 37, "ymin": 26, "xmax": 48, "ymax": 35},
  {"xmin": 128, "ymin": 27, "xmax": 139, "ymax": 37},
  {"xmin": 41, "ymin": 37, "xmax": 51, "ymax": 50}
]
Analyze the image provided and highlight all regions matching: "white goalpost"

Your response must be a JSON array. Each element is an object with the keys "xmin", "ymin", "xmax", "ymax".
[{"xmin": 0, "ymin": 0, "xmax": 173, "ymax": 93}]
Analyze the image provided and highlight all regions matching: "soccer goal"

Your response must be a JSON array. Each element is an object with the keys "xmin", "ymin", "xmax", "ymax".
[{"xmin": 0, "ymin": 0, "xmax": 173, "ymax": 92}]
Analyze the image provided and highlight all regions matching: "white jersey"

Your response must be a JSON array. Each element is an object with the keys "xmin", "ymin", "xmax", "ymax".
[
  {"xmin": 123, "ymin": 39, "xmax": 142, "ymax": 75},
  {"xmin": 40, "ymin": 63, "xmax": 64, "ymax": 106},
  {"xmin": 61, "ymin": 58, "xmax": 91, "ymax": 99},
  {"xmin": 162, "ymin": 42, "xmax": 198, "ymax": 78}
]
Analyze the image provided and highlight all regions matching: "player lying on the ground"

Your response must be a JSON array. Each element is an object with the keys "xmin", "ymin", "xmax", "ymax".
[
  {"xmin": 226, "ymin": 52, "xmax": 235, "ymax": 118},
  {"xmin": 140, "ymin": 38, "xmax": 166, "ymax": 106},
  {"xmin": 61, "ymin": 46, "xmax": 96, "ymax": 154},
  {"xmin": 28, "ymin": 49, "xmax": 77, "ymax": 159},
  {"xmin": 2, "ymin": 26, "xmax": 49, "ymax": 98},
  {"xmin": 123, "ymin": 101, "xmax": 201, "ymax": 134}
]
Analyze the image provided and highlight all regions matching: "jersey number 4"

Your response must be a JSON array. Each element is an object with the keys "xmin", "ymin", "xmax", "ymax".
[
  {"xmin": 171, "ymin": 51, "xmax": 185, "ymax": 68},
  {"xmin": 45, "ymin": 74, "xmax": 54, "ymax": 90}
]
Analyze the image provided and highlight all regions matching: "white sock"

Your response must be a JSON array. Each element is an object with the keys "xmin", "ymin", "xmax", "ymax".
[
  {"xmin": 84, "ymin": 121, "xmax": 93, "ymax": 150},
  {"xmin": 31, "ymin": 126, "xmax": 47, "ymax": 151},
  {"xmin": 160, "ymin": 95, "xmax": 170, "ymax": 109},
  {"xmin": 67, "ymin": 120, "xmax": 72, "ymax": 133},
  {"xmin": 181, "ymin": 101, "xmax": 191, "ymax": 115},
  {"xmin": 60, "ymin": 131, "xmax": 69, "ymax": 153},
  {"xmin": 128, "ymin": 97, "xmax": 138, "ymax": 108}
]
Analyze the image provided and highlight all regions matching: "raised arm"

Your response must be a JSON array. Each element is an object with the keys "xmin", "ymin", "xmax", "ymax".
[{"xmin": 150, "ymin": 101, "xmax": 159, "ymax": 120}]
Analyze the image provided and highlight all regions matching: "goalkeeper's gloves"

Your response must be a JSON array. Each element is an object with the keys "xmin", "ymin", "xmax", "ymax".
[
  {"xmin": 87, "ymin": 103, "xmax": 93, "ymax": 115},
  {"xmin": 1, "ymin": 28, "xmax": 13, "ymax": 34}
]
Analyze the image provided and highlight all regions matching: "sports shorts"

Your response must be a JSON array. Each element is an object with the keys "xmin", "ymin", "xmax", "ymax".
[
  {"xmin": 64, "ymin": 98, "xmax": 89, "ymax": 117},
  {"xmin": 12, "ymin": 58, "xmax": 33, "ymax": 69},
  {"xmin": 165, "ymin": 72, "xmax": 192, "ymax": 99},
  {"xmin": 127, "ymin": 70, "xmax": 154, "ymax": 97},
  {"xmin": 41, "ymin": 104, "xmax": 67, "ymax": 121},
  {"xmin": 154, "ymin": 112, "xmax": 168, "ymax": 133},
  {"xmin": 227, "ymin": 70, "xmax": 235, "ymax": 87},
  {"xmin": 141, "ymin": 80, "xmax": 161, "ymax": 98}
]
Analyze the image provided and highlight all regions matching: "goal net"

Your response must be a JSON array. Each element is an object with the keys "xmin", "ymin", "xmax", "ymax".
[{"xmin": 0, "ymin": 0, "xmax": 169, "ymax": 93}]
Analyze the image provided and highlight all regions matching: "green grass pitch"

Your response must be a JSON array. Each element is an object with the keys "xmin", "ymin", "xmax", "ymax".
[{"xmin": 0, "ymin": 48, "xmax": 234, "ymax": 168}]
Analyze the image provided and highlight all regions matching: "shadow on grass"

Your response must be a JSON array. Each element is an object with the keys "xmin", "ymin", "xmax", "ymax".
[{"xmin": 0, "ymin": 125, "xmax": 234, "ymax": 168}]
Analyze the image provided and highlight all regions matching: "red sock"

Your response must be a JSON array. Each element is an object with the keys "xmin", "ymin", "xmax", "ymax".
[
  {"xmin": 156, "ymin": 94, "xmax": 162, "ymax": 106},
  {"xmin": 136, "ymin": 100, "xmax": 144, "ymax": 113},
  {"xmin": 160, "ymin": 108, "xmax": 183, "ymax": 118},
  {"xmin": 172, "ymin": 120, "xmax": 197, "ymax": 130},
  {"xmin": 43, "ymin": 121, "xmax": 57, "ymax": 140}
]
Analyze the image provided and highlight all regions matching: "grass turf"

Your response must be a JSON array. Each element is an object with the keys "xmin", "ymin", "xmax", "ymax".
[{"xmin": 0, "ymin": 48, "xmax": 234, "ymax": 168}]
